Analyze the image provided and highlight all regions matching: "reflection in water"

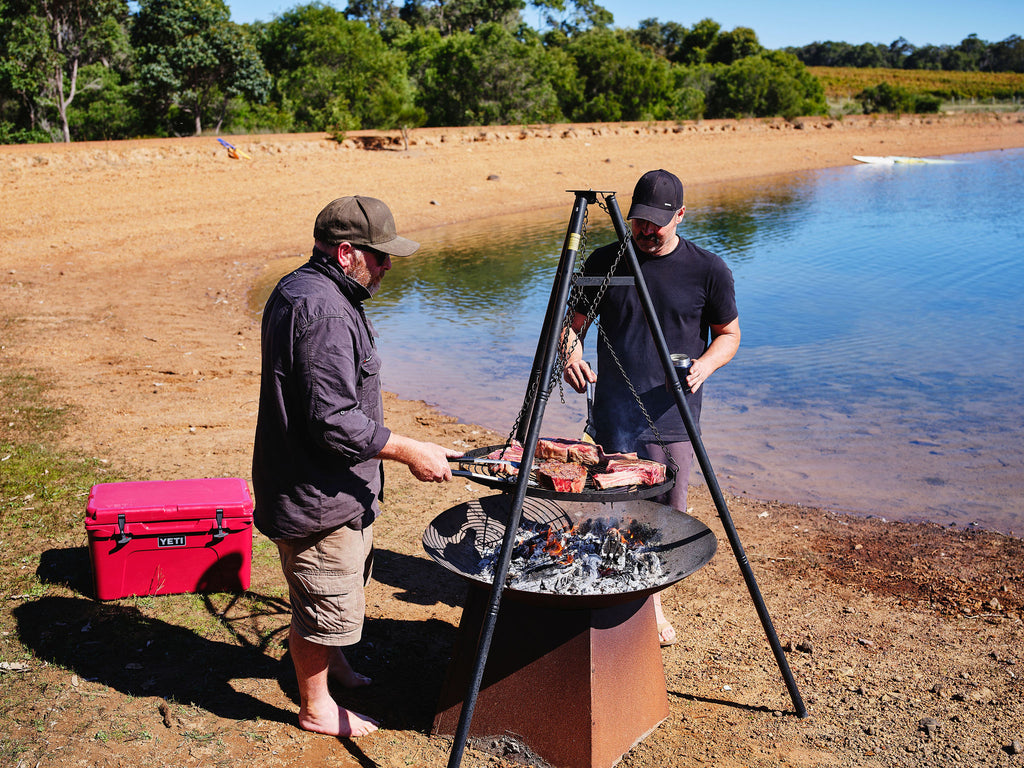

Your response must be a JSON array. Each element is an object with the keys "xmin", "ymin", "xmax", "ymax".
[{"xmin": 250, "ymin": 153, "xmax": 1024, "ymax": 535}]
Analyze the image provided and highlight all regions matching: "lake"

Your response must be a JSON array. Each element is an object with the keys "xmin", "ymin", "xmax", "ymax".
[{"xmin": 255, "ymin": 148, "xmax": 1024, "ymax": 535}]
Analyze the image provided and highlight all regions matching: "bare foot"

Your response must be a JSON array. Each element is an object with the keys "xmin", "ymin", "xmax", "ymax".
[
  {"xmin": 329, "ymin": 649, "xmax": 372, "ymax": 688},
  {"xmin": 658, "ymin": 621, "xmax": 678, "ymax": 647},
  {"xmin": 299, "ymin": 703, "xmax": 379, "ymax": 737}
]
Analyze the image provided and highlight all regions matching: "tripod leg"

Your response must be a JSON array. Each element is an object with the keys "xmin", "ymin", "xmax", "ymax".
[{"xmin": 604, "ymin": 193, "xmax": 808, "ymax": 718}]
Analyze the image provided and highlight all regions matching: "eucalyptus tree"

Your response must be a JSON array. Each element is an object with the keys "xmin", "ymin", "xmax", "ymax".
[
  {"xmin": 628, "ymin": 18, "xmax": 688, "ymax": 60},
  {"xmin": 345, "ymin": 0, "xmax": 612, "ymax": 36},
  {"xmin": 0, "ymin": 0, "xmax": 131, "ymax": 141},
  {"xmin": 706, "ymin": 26, "xmax": 762, "ymax": 64},
  {"xmin": 531, "ymin": 0, "xmax": 612, "ymax": 35},
  {"xmin": 673, "ymin": 17, "xmax": 721, "ymax": 65},
  {"xmin": 988, "ymin": 35, "xmax": 1024, "ymax": 73},
  {"xmin": 131, "ymin": 0, "xmax": 270, "ymax": 136},
  {"xmin": 399, "ymin": 0, "xmax": 526, "ymax": 34}
]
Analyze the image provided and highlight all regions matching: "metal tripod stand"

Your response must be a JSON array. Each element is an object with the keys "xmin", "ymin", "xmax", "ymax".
[{"xmin": 445, "ymin": 189, "xmax": 807, "ymax": 768}]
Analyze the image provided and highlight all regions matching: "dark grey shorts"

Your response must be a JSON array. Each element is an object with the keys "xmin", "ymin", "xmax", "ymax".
[
  {"xmin": 639, "ymin": 441, "xmax": 695, "ymax": 512},
  {"xmin": 274, "ymin": 524, "xmax": 374, "ymax": 646}
]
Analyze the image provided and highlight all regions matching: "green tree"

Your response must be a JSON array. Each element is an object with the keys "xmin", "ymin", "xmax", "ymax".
[
  {"xmin": 131, "ymin": 0, "xmax": 270, "ymax": 136},
  {"xmin": 399, "ymin": 22, "xmax": 565, "ymax": 125},
  {"xmin": 532, "ymin": 0, "xmax": 612, "ymax": 35},
  {"xmin": 628, "ymin": 18, "xmax": 687, "ymax": 60},
  {"xmin": 399, "ymin": 0, "xmax": 525, "ymax": 34},
  {"xmin": 707, "ymin": 26, "xmax": 762, "ymax": 65},
  {"xmin": 988, "ymin": 35, "xmax": 1024, "ymax": 73},
  {"xmin": 705, "ymin": 50, "xmax": 826, "ymax": 119},
  {"xmin": 561, "ymin": 27, "xmax": 677, "ymax": 121},
  {"xmin": 674, "ymin": 17, "xmax": 720, "ymax": 65},
  {"xmin": 65, "ymin": 62, "xmax": 141, "ymax": 140},
  {"xmin": 0, "ymin": 2, "xmax": 48, "ymax": 140},
  {"xmin": 904, "ymin": 44, "xmax": 946, "ymax": 70},
  {"xmin": 0, "ymin": 0, "xmax": 130, "ymax": 142},
  {"xmin": 259, "ymin": 3, "xmax": 416, "ymax": 132}
]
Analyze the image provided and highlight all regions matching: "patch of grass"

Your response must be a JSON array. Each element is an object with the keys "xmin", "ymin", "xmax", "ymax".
[
  {"xmin": 0, "ymin": 365, "xmax": 291, "ymax": 765},
  {"xmin": 1, "ymin": 371, "xmax": 115, "ymax": 545},
  {"xmin": 0, "ymin": 369, "xmax": 120, "ymax": 651},
  {"xmin": 0, "ymin": 737, "xmax": 29, "ymax": 763}
]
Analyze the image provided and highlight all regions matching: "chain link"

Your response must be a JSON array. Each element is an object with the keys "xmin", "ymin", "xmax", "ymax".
[
  {"xmin": 592, "ymin": 324, "xmax": 678, "ymax": 476},
  {"xmin": 504, "ymin": 193, "xmax": 676, "ymax": 478}
]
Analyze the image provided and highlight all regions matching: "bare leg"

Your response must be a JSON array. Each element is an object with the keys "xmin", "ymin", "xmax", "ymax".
[
  {"xmin": 638, "ymin": 442, "xmax": 690, "ymax": 648},
  {"xmin": 654, "ymin": 592, "xmax": 676, "ymax": 646},
  {"xmin": 329, "ymin": 647, "xmax": 372, "ymax": 688},
  {"xmin": 289, "ymin": 628, "xmax": 378, "ymax": 737}
]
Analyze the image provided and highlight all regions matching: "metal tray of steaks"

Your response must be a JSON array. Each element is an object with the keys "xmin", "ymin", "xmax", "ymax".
[{"xmin": 451, "ymin": 444, "xmax": 675, "ymax": 502}]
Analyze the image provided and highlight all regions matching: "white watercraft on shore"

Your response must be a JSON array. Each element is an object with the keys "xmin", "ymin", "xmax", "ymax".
[{"xmin": 853, "ymin": 155, "xmax": 954, "ymax": 165}]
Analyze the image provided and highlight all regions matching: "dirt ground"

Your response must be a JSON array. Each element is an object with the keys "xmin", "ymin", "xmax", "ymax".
[{"xmin": 2, "ymin": 113, "xmax": 1024, "ymax": 768}]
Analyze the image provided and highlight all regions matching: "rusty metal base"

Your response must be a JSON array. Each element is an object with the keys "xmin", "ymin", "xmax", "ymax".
[{"xmin": 433, "ymin": 585, "xmax": 669, "ymax": 768}]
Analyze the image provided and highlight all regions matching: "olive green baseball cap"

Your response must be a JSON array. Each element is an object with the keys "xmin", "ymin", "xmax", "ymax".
[{"xmin": 313, "ymin": 195, "xmax": 419, "ymax": 257}]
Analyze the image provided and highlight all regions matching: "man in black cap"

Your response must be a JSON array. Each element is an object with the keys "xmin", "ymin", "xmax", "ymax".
[
  {"xmin": 253, "ymin": 195, "xmax": 461, "ymax": 737},
  {"xmin": 561, "ymin": 170, "xmax": 741, "ymax": 646}
]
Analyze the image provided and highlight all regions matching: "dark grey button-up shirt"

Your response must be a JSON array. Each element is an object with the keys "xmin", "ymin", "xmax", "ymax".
[{"xmin": 252, "ymin": 248, "xmax": 391, "ymax": 540}]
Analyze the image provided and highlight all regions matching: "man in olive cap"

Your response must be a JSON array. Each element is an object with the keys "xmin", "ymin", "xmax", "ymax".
[
  {"xmin": 253, "ymin": 196, "xmax": 461, "ymax": 737},
  {"xmin": 561, "ymin": 170, "xmax": 741, "ymax": 647}
]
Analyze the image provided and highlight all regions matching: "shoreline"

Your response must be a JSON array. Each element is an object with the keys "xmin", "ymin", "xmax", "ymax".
[
  {"xmin": 3, "ymin": 112, "xmax": 1024, "ymax": 531},
  {"xmin": 2, "ymin": 112, "xmax": 1024, "ymax": 767}
]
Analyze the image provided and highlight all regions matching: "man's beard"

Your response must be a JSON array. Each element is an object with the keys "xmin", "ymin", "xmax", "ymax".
[
  {"xmin": 349, "ymin": 262, "xmax": 381, "ymax": 295},
  {"xmin": 634, "ymin": 232, "xmax": 661, "ymax": 253}
]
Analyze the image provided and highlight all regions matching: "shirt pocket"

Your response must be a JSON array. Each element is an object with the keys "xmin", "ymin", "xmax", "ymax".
[{"xmin": 356, "ymin": 351, "xmax": 382, "ymax": 411}]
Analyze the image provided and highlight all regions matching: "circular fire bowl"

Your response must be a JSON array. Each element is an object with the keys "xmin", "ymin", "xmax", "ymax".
[{"xmin": 423, "ymin": 494, "xmax": 717, "ymax": 608}]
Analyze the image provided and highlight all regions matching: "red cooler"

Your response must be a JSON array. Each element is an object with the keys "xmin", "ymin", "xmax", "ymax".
[{"xmin": 85, "ymin": 478, "xmax": 254, "ymax": 600}]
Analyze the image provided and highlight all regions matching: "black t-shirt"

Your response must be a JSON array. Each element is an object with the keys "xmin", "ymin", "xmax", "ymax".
[{"xmin": 572, "ymin": 236, "xmax": 737, "ymax": 451}]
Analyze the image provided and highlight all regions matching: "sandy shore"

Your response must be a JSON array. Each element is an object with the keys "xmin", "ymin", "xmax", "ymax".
[{"xmin": 2, "ymin": 112, "xmax": 1024, "ymax": 768}]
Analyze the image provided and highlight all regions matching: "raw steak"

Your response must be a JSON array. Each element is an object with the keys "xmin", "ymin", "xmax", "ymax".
[
  {"xmin": 592, "ymin": 466, "xmax": 647, "ymax": 489},
  {"xmin": 601, "ymin": 458, "xmax": 667, "ymax": 486},
  {"xmin": 536, "ymin": 437, "xmax": 602, "ymax": 465},
  {"xmin": 484, "ymin": 441, "xmax": 524, "ymax": 475},
  {"xmin": 536, "ymin": 460, "xmax": 588, "ymax": 493}
]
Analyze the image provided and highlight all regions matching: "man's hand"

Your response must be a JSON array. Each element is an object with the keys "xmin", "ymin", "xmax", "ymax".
[
  {"xmin": 562, "ymin": 358, "xmax": 596, "ymax": 394},
  {"xmin": 408, "ymin": 442, "xmax": 462, "ymax": 482},
  {"xmin": 688, "ymin": 317, "xmax": 741, "ymax": 393},
  {"xmin": 559, "ymin": 312, "xmax": 595, "ymax": 394},
  {"xmin": 378, "ymin": 434, "xmax": 462, "ymax": 482}
]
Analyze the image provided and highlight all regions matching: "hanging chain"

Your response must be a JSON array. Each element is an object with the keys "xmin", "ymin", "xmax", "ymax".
[
  {"xmin": 593, "ymin": 324, "xmax": 678, "ymax": 476},
  {"xmin": 558, "ymin": 194, "xmax": 628, "ymax": 391},
  {"xmin": 503, "ymin": 192, "xmax": 676, "ymax": 477},
  {"xmin": 505, "ymin": 198, "xmax": 593, "ymax": 447},
  {"xmin": 581, "ymin": 193, "xmax": 678, "ymax": 474}
]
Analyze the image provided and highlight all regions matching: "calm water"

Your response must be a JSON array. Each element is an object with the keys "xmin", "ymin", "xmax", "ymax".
[{"xmin": 257, "ymin": 149, "xmax": 1024, "ymax": 535}]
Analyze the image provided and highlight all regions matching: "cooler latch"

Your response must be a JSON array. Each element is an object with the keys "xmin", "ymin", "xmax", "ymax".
[
  {"xmin": 115, "ymin": 514, "xmax": 132, "ymax": 545},
  {"xmin": 212, "ymin": 508, "xmax": 227, "ymax": 542}
]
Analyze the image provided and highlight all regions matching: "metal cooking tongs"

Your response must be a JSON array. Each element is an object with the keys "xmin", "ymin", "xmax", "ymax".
[{"xmin": 447, "ymin": 454, "xmax": 525, "ymax": 482}]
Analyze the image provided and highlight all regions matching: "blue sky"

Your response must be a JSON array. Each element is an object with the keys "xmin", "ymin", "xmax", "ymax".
[{"xmin": 224, "ymin": 0, "xmax": 1023, "ymax": 49}]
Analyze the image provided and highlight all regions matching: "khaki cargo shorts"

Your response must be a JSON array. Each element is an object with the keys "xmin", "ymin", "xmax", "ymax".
[{"xmin": 274, "ymin": 524, "xmax": 374, "ymax": 646}]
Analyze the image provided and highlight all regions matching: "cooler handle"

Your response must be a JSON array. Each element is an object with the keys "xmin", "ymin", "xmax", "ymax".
[
  {"xmin": 115, "ymin": 514, "xmax": 132, "ymax": 546},
  {"xmin": 212, "ymin": 509, "xmax": 227, "ymax": 542}
]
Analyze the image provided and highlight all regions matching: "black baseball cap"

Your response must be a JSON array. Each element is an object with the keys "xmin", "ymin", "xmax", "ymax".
[
  {"xmin": 313, "ymin": 195, "xmax": 419, "ymax": 257},
  {"xmin": 626, "ymin": 169, "xmax": 684, "ymax": 227}
]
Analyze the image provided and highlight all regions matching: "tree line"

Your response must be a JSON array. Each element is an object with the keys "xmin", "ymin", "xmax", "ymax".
[
  {"xmin": 0, "ymin": 0, "xmax": 1016, "ymax": 144},
  {"xmin": 788, "ymin": 35, "xmax": 1024, "ymax": 73}
]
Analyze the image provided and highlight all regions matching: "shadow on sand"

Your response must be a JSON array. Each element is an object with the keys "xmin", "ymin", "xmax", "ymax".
[{"xmin": 19, "ymin": 545, "xmax": 464, "ymax": 743}]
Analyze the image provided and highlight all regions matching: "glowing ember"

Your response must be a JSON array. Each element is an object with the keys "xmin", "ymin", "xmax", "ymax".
[{"xmin": 475, "ymin": 518, "xmax": 664, "ymax": 595}]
